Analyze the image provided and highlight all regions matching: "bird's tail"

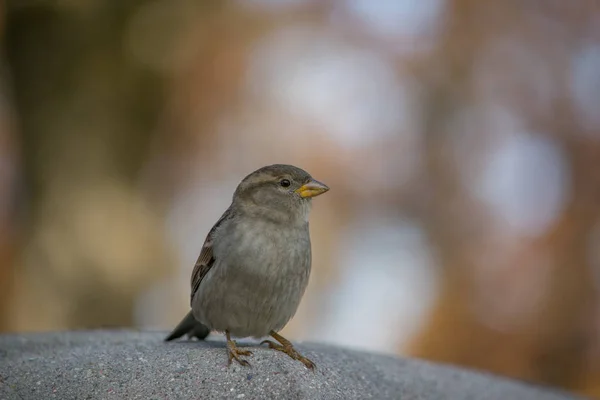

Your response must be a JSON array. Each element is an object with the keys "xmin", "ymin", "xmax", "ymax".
[{"xmin": 164, "ymin": 311, "xmax": 211, "ymax": 341}]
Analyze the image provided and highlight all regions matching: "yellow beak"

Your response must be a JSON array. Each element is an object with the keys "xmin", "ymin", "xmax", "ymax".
[{"xmin": 295, "ymin": 179, "xmax": 330, "ymax": 198}]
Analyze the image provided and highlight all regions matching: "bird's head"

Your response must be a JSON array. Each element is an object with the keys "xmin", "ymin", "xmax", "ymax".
[{"xmin": 233, "ymin": 164, "xmax": 329, "ymax": 223}]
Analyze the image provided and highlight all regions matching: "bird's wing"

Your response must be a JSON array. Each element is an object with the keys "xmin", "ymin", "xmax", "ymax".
[{"xmin": 190, "ymin": 206, "xmax": 234, "ymax": 305}]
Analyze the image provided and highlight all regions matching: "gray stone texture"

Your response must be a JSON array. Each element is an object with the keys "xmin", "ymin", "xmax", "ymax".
[{"xmin": 0, "ymin": 331, "xmax": 584, "ymax": 399}]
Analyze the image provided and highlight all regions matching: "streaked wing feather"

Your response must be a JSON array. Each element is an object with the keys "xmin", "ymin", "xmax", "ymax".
[{"xmin": 190, "ymin": 206, "xmax": 234, "ymax": 305}]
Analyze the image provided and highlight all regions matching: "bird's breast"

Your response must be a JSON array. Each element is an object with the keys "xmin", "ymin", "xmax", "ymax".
[
  {"xmin": 220, "ymin": 218, "xmax": 312, "ymax": 280},
  {"xmin": 197, "ymin": 218, "xmax": 312, "ymax": 337}
]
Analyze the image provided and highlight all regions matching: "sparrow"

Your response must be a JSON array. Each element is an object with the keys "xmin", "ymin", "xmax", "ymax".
[{"xmin": 165, "ymin": 164, "xmax": 329, "ymax": 369}]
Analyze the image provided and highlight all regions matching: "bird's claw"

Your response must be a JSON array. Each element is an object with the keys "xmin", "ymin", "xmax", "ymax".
[
  {"xmin": 226, "ymin": 341, "xmax": 253, "ymax": 367},
  {"xmin": 260, "ymin": 339, "xmax": 315, "ymax": 370},
  {"xmin": 297, "ymin": 355, "xmax": 316, "ymax": 370}
]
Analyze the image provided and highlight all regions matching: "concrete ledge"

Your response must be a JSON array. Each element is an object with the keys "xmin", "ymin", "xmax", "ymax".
[{"xmin": 0, "ymin": 330, "xmax": 582, "ymax": 400}]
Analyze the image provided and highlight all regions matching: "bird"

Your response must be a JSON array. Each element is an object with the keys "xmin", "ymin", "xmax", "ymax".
[{"xmin": 165, "ymin": 164, "xmax": 329, "ymax": 369}]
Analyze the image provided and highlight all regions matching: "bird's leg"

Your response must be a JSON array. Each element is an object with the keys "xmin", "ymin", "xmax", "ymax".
[
  {"xmin": 260, "ymin": 330, "xmax": 315, "ymax": 370},
  {"xmin": 226, "ymin": 330, "xmax": 253, "ymax": 367}
]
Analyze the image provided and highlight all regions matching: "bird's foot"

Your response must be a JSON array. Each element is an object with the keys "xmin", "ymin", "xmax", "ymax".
[
  {"xmin": 226, "ymin": 339, "xmax": 253, "ymax": 367},
  {"xmin": 260, "ymin": 338, "xmax": 315, "ymax": 370}
]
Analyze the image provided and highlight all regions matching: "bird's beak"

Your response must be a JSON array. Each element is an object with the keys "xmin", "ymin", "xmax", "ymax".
[{"xmin": 295, "ymin": 179, "xmax": 330, "ymax": 198}]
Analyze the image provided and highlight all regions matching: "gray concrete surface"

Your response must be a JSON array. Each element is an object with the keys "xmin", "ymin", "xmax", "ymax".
[{"xmin": 0, "ymin": 330, "xmax": 583, "ymax": 400}]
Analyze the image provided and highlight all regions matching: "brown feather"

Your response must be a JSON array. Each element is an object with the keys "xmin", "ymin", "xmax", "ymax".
[{"xmin": 190, "ymin": 206, "xmax": 234, "ymax": 305}]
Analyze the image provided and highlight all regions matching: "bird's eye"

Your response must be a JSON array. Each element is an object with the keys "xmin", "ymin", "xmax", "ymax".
[{"xmin": 279, "ymin": 179, "xmax": 291, "ymax": 187}]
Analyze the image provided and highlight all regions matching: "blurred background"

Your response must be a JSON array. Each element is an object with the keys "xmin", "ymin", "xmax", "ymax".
[{"xmin": 1, "ymin": 0, "xmax": 600, "ymax": 397}]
